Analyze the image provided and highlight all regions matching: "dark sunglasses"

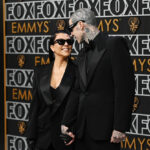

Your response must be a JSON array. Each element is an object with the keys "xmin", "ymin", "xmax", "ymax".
[
  {"xmin": 54, "ymin": 39, "xmax": 74, "ymax": 45},
  {"xmin": 68, "ymin": 20, "xmax": 85, "ymax": 32}
]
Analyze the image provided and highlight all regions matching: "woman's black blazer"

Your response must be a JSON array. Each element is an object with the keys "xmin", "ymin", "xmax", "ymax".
[{"xmin": 25, "ymin": 60, "xmax": 76, "ymax": 149}]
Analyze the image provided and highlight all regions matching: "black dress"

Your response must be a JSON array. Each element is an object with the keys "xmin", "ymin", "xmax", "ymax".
[
  {"xmin": 49, "ymin": 86, "xmax": 74, "ymax": 150},
  {"xmin": 50, "ymin": 86, "xmax": 58, "ymax": 104}
]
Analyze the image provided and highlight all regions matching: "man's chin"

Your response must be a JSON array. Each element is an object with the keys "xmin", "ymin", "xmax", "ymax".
[
  {"xmin": 77, "ymin": 39, "xmax": 82, "ymax": 44},
  {"xmin": 74, "ymin": 37, "xmax": 82, "ymax": 44}
]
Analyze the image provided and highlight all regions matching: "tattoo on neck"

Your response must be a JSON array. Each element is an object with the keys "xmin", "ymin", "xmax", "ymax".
[{"xmin": 85, "ymin": 28, "xmax": 99, "ymax": 41}]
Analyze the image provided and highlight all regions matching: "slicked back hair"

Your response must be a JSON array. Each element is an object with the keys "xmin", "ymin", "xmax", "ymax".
[{"xmin": 70, "ymin": 8, "xmax": 97, "ymax": 27}]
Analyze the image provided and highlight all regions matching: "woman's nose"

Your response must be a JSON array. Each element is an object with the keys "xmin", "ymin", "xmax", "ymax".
[{"xmin": 64, "ymin": 41, "xmax": 68, "ymax": 45}]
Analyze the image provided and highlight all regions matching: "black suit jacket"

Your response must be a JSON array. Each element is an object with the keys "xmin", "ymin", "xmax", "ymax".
[
  {"xmin": 62, "ymin": 33, "xmax": 135, "ymax": 140},
  {"xmin": 25, "ymin": 60, "xmax": 76, "ymax": 149}
]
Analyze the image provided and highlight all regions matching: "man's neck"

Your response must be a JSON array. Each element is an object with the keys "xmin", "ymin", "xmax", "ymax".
[{"xmin": 84, "ymin": 27, "xmax": 100, "ymax": 43}]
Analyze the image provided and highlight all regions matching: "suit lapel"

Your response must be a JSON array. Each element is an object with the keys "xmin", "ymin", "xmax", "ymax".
[
  {"xmin": 78, "ymin": 50, "xmax": 87, "ymax": 89},
  {"xmin": 87, "ymin": 33, "xmax": 108, "ymax": 86},
  {"xmin": 51, "ymin": 61, "xmax": 75, "ymax": 116},
  {"xmin": 87, "ymin": 47, "xmax": 106, "ymax": 85},
  {"xmin": 39, "ymin": 63, "xmax": 54, "ymax": 106}
]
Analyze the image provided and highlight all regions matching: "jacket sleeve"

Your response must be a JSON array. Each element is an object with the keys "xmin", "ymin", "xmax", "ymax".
[
  {"xmin": 25, "ymin": 68, "xmax": 40, "ymax": 140},
  {"xmin": 108, "ymin": 37, "xmax": 135, "ymax": 132},
  {"xmin": 61, "ymin": 67, "xmax": 80, "ymax": 131}
]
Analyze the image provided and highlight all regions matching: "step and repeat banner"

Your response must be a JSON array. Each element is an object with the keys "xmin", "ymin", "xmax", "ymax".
[
  {"xmin": 3, "ymin": 0, "xmax": 150, "ymax": 150},
  {"xmin": 0, "ymin": 0, "xmax": 4, "ymax": 150}
]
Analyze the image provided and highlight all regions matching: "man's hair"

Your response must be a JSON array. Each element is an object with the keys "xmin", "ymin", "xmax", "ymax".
[{"xmin": 71, "ymin": 8, "xmax": 97, "ymax": 26}]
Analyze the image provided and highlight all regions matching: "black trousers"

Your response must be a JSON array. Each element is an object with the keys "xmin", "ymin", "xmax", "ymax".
[
  {"xmin": 75, "ymin": 128, "xmax": 120, "ymax": 150},
  {"xmin": 48, "ymin": 143, "xmax": 74, "ymax": 150},
  {"xmin": 35, "ymin": 141, "xmax": 74, "ymax": 150}
]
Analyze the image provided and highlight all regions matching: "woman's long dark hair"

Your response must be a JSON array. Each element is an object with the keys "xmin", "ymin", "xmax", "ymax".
[
  {"xmin": 49, "ymin": 29, "xmax": 71, "ymax": 63},
  {"xmin": 49, "ymin": 47, "xmax": 55, "ymax": 62}
]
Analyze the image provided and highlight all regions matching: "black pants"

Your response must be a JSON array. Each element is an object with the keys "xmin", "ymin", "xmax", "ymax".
[
  {"xmin": 35, "ymin": 142, "xmax": 74, "ymax": 150},
  {"xmin": 75, "ymin": 129, "xmax": 120, "ymax": 150},
  {"xmin": 48, "ymin": 143, "xmax": 74, "ymax": 150}
]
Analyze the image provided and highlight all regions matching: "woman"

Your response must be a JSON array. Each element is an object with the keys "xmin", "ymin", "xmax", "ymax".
[{"xmin": 25, "ymin": 30, "xmax": 76, "ymax": 150}]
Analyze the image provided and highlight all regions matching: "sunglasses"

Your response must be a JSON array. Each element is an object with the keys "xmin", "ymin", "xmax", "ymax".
[
  {"xmin": 68, "ymin": 20, "xmax": 85, "ymax": 32},
  {"xmin": 54, "ymin": 39, "xmax": 74, "ymax": 45}
]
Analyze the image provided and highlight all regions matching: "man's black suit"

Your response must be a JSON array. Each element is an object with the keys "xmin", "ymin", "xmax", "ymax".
[
  {"xmin": 62, "ymin": 33, "xmax": 135, "ymax": 150},
  {"xmin": 25, "ymin": 60, "xmax": 76, "ymax": 150}
]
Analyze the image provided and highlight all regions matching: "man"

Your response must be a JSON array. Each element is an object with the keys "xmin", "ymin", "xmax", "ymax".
[{"xmin": 61, "ymin": 8, "xmax": 135, "ymax": 150}]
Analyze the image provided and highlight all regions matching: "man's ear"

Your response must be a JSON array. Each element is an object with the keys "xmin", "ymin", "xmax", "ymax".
[{"xmin": 79, "ymin": 21, "xmax": 85, "ymax": 31}]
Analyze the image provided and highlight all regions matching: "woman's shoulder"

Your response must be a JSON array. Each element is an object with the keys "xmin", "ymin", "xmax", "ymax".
[
  {"xmin": 34, "ymin": 64, "xmax": 51, "ymax": 77},
  {"xmin": 68, "ymin": 59, "xmax": 79, "ymax": 79}
]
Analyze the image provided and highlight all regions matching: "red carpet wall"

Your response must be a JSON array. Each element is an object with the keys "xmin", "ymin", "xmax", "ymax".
[
  {"xmin": 0, "ymin": 1, "xmax": 4, "ymax": 150},
  {"xmin": 2, "ymin": 0, "xmax": 150, "ymax": 150}
]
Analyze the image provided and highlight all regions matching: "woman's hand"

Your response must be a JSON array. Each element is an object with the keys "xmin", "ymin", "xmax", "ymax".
[{"xmin": 61, "ymin": 125, "xmax": 75, "ymax": 145}]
